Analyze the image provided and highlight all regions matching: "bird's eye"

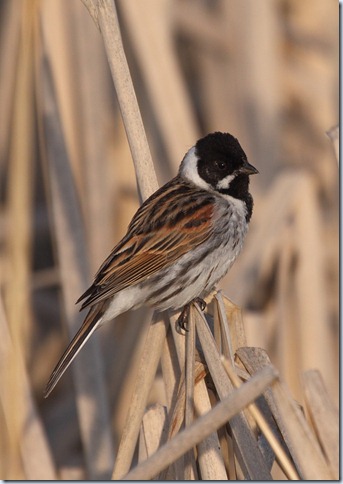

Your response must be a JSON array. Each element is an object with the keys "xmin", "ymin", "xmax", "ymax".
[{"xmin": 215, "ymin": 160, "xmax": 226, "ymax": 170}]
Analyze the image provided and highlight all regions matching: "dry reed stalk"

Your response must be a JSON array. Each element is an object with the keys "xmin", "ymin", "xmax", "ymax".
[
  {"xmin": 82, "ymin": 0, "xmax": 158, "ymax": 199},
  {"xmin": 123, "ymin": 365, "xmax": 278, "ymax": 480},
  {"xmin": 275, "ymin": 226, "xmax": 300, "ymax": 392},
  {"xmin": 222, "ymin": 358, "xmax": 300, "ymax": 480},
  {"xmin": 66, "ymin": 1, "xmax": 113, "ymax": 272},
  {"xmin": 111, "ymin": 313, "xmax": 169, "ymax": 479},
  {"xmin": 225, "ymin": 427, "xmax": 237, "ymax": 479},
  {"xmin": 236, "ymin": 347, "xmax": 334, "ymax": 480},
  {"xmin": 37, "ymin": 38, "xmax": 114, "ymax": 478},
  {"xmin": 212, "ymin": 294, "xmax": 234, "ymax": 363},
  {"xmin": 165, "ymin": 298, "xmax": 250, "ymax": 478},
  {"xmin": 185, "ymin": 312, "xmax": 196, "ymax": 414},
  {"xmin": 193, "ymin": 304, "xmax": 272, "ymax": 479},
  {"xmin": 110, "ymin": 122, "xmax": 142, "ymax": 240},
  {"xmin": 167, "ymin": 313, "xmax": 206, "ymax": 477},
  {"xmin": 184, "ymin": 310, "xmax": 197, "ymax": 479},
  {"xmin": 221, "ymin": 295, "xmax": 248, "ymax": 349},
  {"xmin": 18, "ymin": 383, "xmax": 56, "ymax": 479},
  {"xmin": 109, "ymin": 308, "xmax": 152, "ymax": 438},
  {"xmin": 225, "ymin": 168, "xmax": 338, "ymax": 401},
  {"xmin": 271, "ymin": 381, "xmax": 333, "ymax": 480},
  {"xmin": 0, "ymin": 1, "xmax": 21, "ymax": 186},
  {"xmin": 160, "ymin": 328, "xmax": 181, "ymax": 409},
  {"xmin": 118, "ymin": 0, "xmax": 199, "ymax": 169},
  {"xmin": 160, "ymin": 312, "xmax": 215, "ymax": 480},
  {"xmin": 194, "ymin": 380, "xmax": 228, "ymax": 480},
  {"xmin": 165, "ymin": 311, "xmax": 188, "ymax": 478},
  {"xmin": 160, "ymin": 329, "xmax": 186, "ymax": 480},
  {"xmin": 0, "ymin": 294, "xmax": 56, "ymax": 479},
  {"xmin": 5, "ymin": 0, "xmax": 35, "ymax": 365},
  {"xmin": 302, "ymin": 369, "xmax": 339, "ymax": 479},
  {"xmin": 39, "ymin": 1, "xmax": 87, "ymax": 184},
  {"xmin": 216, "ymin": 292, "xmax": 248, "ymax": 363},
  {"xmin": 294, "ymin": 175, "xmax": 332, "ymax": 389},
  {"xmin": 3, "ymin": 2, "xmax": 37, "ymax": 478},
  {"xmin": 0, "ymin": 302, "xmax": 20, "ymax": 478},
  {"xmin": 138, "ymin": 404, "xmax": 168, "ymax": 462},
  {"xmin": 165, "ymin": 360, "xmax": 207, "ymax": 441},
  {"xmin": 236, "ymin": 347, "xmax": 303, "ymax": 471}
]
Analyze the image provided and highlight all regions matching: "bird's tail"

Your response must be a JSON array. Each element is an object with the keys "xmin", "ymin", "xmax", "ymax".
[{"xmin": 44, "ymin": 306, "xmax": 104, "ymax": 398}]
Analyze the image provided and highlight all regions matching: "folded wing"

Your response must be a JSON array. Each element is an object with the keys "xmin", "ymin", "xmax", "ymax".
[{"xmin": 78, "ymin": 178, "xmax": 215, "ymax": 309}]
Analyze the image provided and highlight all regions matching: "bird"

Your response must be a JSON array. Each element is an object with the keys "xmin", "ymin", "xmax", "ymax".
[{"xmin": 44, "ymin": 131, "xmax": 258, "ymax": 397}]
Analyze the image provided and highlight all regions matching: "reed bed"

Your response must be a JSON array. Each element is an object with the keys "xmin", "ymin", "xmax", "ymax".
[{"xmin": 0, "ymin": 0, "xmax": 338, "ymax": 480}]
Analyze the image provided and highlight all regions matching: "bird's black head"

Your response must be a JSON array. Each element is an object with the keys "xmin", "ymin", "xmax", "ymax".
[
  {"xmin": 179, "ymin": 132, "xmax": 258, "ymax": 221},
  {"xmin": 195, "ymin": 132, "xmax": 258, "ymax": 191}
]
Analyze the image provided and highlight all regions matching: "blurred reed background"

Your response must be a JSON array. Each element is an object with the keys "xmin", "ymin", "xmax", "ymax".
[{"xmin": 0, "ymin": 0, "xmax": 338, "ymax": 480}]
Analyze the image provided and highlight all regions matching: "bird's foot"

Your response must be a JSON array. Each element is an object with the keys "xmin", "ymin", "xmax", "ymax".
[
  {"xmin": 176, "ymin": 298, "xmax": 207, "ymax": 332},
  {"xmin": 176, "ymin": 305, "xmax": 190, "ymax": 332},
  {"xmin": 194, "ymin": 297, "xmax": 207, "ymax": 311}
]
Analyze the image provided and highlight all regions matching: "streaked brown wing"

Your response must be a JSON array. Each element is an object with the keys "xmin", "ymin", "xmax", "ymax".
[{"xmin": 79, "ymin": 178, "xmax": 215, "ymax": 309}]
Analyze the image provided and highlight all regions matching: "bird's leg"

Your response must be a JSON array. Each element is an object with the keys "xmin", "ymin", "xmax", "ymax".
[{"xmin": 176, "ymin": 298, "xmax": 207, "ymax": 332}]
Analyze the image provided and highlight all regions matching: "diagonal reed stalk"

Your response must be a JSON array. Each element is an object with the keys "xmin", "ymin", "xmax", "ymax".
[{"xmin": 122, "ymin": 365, "xmax": 278, "ymax": 480}]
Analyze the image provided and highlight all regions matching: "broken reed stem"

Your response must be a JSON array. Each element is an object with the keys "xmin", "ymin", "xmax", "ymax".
[
  {"xmin": 222, "ymin": 357, "xmax": 300, "ymax": 480},
  {"xmin": 122, "ymin": 365, "xmax": 278, "ymax": 480},
  {"xmin": 213, "ymin": 292, "xmax": 235, "ymax": 363}
]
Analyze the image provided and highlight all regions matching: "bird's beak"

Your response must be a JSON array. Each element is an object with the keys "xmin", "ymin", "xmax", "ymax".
[{"xmin": 238, "ymin": 160, "xmax": 259, "ymax": 175}]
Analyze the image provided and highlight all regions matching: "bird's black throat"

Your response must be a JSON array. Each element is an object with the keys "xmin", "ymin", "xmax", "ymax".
[{"xmin": 217, "ymin": 174, "xmax": 253, "ymax": 222}]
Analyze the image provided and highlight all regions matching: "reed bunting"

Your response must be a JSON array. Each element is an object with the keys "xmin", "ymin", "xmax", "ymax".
[{"xmin": 44, "ymin": 131, "xmax": 258, "ymax": 397}]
